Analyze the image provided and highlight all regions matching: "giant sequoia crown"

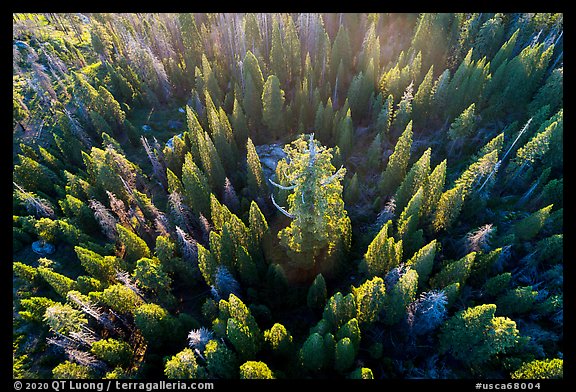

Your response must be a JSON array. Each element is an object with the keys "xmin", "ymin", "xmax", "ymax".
[{"xmin": 271, "ymin": 133, "xmax": 351, "ymax": 272}]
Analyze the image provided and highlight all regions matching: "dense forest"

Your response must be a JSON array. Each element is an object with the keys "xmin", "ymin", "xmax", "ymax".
[{"xmin": 13, "ymin": 13, "xmax": 563, "ymax": 380}]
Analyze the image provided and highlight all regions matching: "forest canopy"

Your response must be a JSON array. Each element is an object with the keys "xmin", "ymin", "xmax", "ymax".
[{"xmin": 13, "ymin": 12, "xmax": 563, "ymax": 380}]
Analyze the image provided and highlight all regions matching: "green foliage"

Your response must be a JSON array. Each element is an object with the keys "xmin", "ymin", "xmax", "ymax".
[
  {"xmin": 239, "ymin": 361, "xmax": 275, "ymax": 379},
  {"xmin": 348, "ymin": 367, "xmax": 374, "ymax": 379},
  {"xmin": 90, "ymin": 339, "xmax": 132, "ymax": 367},
  {"xmin": 19, "ymin": 296, "xmax": 56, "ymax": 323},
  {"xmin": 406, "ymin": 240, "xmax": 437, "ymax": 288},
  {"xmin": 382, "ymin": 269, "xmax": 418, "ymax": 325},
  {"xmin": 379, "ymin": 121, "xmax": 413, "ymax": 195},
  {"xmin": 307, "ymin": 273, "xmax": 327, "ymax": 311},
  {"xmin": 364, "ymin": 221, "xmax": 403, "ymax": 277},
  {"xmin": 448, "ymin": 103, "xmax": 477, "ymax": 141},
  {"xmin": 323, "ymin": 292, "xmax": 357, "ymax": 331},
  {"xmin": 276, "ymin": 134, "xmax": 351, "ymax": 270},
  {"xmin": 204, "ymin": 339, "xmax": 239, "ymax": 379},
  {"xmin": 44, "ymin": 303, "xmax": 87, "ymax": 335},
  {"xmin": 483, "ymin": 272, "xmax": 511, "ymax": 297},
  {"xmin": 37, "ymin": 266, "xmax": 75, "ymax": 298},
  {"xmin": 511, "ymin": 358, "xmax": 563, "ymax": 379},
  {"xmin": 99, "ymin": 284, "xmax": 144, "ymax": 315},
  {"xmin": 496, "ymin": 286, "xmax": 538, "ymax": 316},
  {"xmin": 164, "ymin": 348, "xmax": 200, "ymax": 379},
  {"xmin": 514, "ymin": 204, "xmax": 553, "ymax": 241},
  {"xmin": 351, "ymin": 277, "xmax": 385, "ymax": 325},
  {"xmin": 334, "ymin": 337, "xmax": 355, "ymax": 372},
  {"xmin": 264, "ymin": 323, "xmax": 293, "ymax": 356},
  {"xmin": 300, "ymin": 332, "xmax": 326, "ymax": 372},
  {"xmin": 116, "ymin": 224, "xmax": 150, "ymax": 266},
  {"xmin": 52, "ymin": 361, "xmax": 92, "ymax": 379},
  {"xmin": 430, "ymin": 252, "xmax": 476, "ymax": 289},
  {"xmin": 439, "ymin": 304, "xmax": 519, "ymax": 367}
]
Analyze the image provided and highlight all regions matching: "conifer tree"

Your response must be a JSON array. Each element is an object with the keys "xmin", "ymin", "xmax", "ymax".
[
  {"xmin": 337, "ymin": 108, "xmax": 354, "ymax": 160},
  {"xmin": 323, "ymin": 292, "xmax": 357, "ymax": 331},
  {"xmin": 406, "ymin": 240, "xmax": 437, "ymax": 289},
  {"xmin": 262, "ymin": 75, "xmax": 285, "ymax": 140},
  {"xmin": 239, "ymin": 361, "xmax": 275, "ymax": 379},
  {"xmin": 382, "ymin": 268, "xmax": 418, "ymax": 325},
  {"xmin": 395, "ymin": 148, "xmax": 431, "ymax": 214},
  {"xmin": 430, "ymin": 252, "xmax": 476, "ymax": 289},
  {"xmin": 246, "ymin": 137, "xmax": 267, "ymax": 199},
  {"xmin": 397, "ymin": 187, "xmax": 425, "ymax": 257},
  {"xmin": 511, "ymin": 358, "xmax": 563, "ymax": 379},
  {"xmin": 274, "ymin": 134, "xmax": 351, "ymax": 271},
  {"xmin": 448, "ymin": 103, "xmax": 477, "ymax": 141},
  {"xmin": 307, "ymin": 273, "xmax": 327, "ymax": 312},
  {"xmin": 181, "ymin": 152, "xmax": 211, "ymax": 218},
  {"xmin": 439, "ymin": 304, "xmax": 519, "ymax": 367},
  {"xmin": 432, "ymin": 185, "xmax": 465, "ymax": 233},
  {"xmin": 334, "ymin": 337, "xmax": 355, "ymax": 372},
  {"xmin": 37, "ymin": 266, "xmax": 75, "ymax": 299},
  {"xmin": 204, "ymin": 339, "xmax": 239, "ymax": 379},
  {"xmin": 264, "ymin": 323, "xmax": 293, "ymax": 356},
  {"xmin": 412, "ymin": 64, "xmax": 435, "ymax": 129},
  {"xmin": 514, "ymin": 204, "xmax": 553, "ymax": 241},
  {"xmin": 379, "ymin": 121, "xmax": 413, "ymax": 196},
  {"xmin": 364, "ymin": 221, "xmax": 403, "ymax": 277},
  {"xmin": 116, "ymin": 224, "xmax": 150, "ymax": 267},
  {"xmin": 164, "ymin": 348, "xmax": 201, "ymax": 379},
  {"xmin": 351, "ymin": 276, "xmax": 386, "ymax": 325},
  {"xmin": 300, "ymin": 332, "xmax": 326, "ymax": 372}
]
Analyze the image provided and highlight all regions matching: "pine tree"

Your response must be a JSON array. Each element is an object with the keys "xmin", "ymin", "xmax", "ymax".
[
  {"xmin": 261, "ymin": 75, "xmax": 285, "ymax": 140},
  {"xmin": 364, "ymin": 221, "xmax": 403, "ymax": 277},
  {"xmin": 239, "ymin": 361, "xmax": 275, "ymax": 379},
  {"xmin": 264, "ymin": 323, "xmax": 293, "ymax": 356},
  {"xmin": 99, "ymin": 283, "xmax": 144, "ymax": 315},
  {"xmin": 246, "ymin": 137, "xmax": 267, "ymax": 199},
  {"xmin": 439, "ymin": 304, "xmax": 519, "ymax": 367},
  {"xmin": 336, "ymin": 108, "xmax": 354, "ymax": 160},
  {"xmin": 299, "ymin": 332, "xmax": 326, "ymax": 372},
  {"xmin": 323, "ymin": 292, "xmax": 357, "ymax": 331},
  {"xmin": 511, "ymin": 358, "xmax": 563, "ymax": 379},
  {"xmin": 432, "ymin": 185, "xmax": 465, "ymax": 233},
  {"xmin": 334, "ymin": 337, "xmax": 355, "ymax": 372},
  {"xmin": 406, "ymin": 239, "xmax": 438, "ymax": 288},
  {"xmin": 430, "ymin": 252, "xmax": 476, "ymax": 289},
  {"xmin": 269, "ymin": 16, "xmax": 287, "ymax": 84},
  {"xmin": 382, "ymin": 268, "xmax": 418, "ymax": 325},
  {"xmin": 412, "ymin": 64, "xmax": 435, "ymax": 129},
  {"xmin": 391, "ymin": 82, "xmax": 414, "ymax": 134},
  {"xmin": 74, "ymin": 246, "xmax": 118, "ymax": 284},
  {"xmin": 37, "ymin": 266, "xmax": 75, "ymax": 299},
  {"xmin": 43, "ymin": 302, "xmax": 87, "ymax": 335},
  {"xmin": 514, "ymin": 204, "xmax": 553, "ymax": 241},
  {"xmin": 181, "ymin": 152, "xmax": 211, "ymax": 218},
  {"xmin": 448, "ymin": 103, "xmax": 477, "ymax": 141},
  {"xmin": 351, "ymin": 276, "xmax": 386, "ymax": 325},
  {"xmin": 164, "ymin": 348, "xmax": 201, "ymax": 379},
  {"xmin": 307, "ymin": 273, "xmax": 327, "ymax": 311},
  {"xmin": 204, "ymin": 339, "xmax": 239, "ymax": 379},
  {"xmin": 395, "ymin": 148, "xmax": 431, "ymax": 214},
  {"xmin": 116, "ymin": 224, "xmax": 151, "ymax": 267},
  {"xmin": 379, "ymin": 121, "xmax": 413, "ymax": 196},
  {"xmin": 422, "ymin": 159, "xmax": 446, "ymax": 220},
  {"xmin": 134, "ymin": 303, "xmax": 178, "ymax": 345},
  {"xmin": 397, "ymin": 187, "xmax": 425, "ymax": 258}
]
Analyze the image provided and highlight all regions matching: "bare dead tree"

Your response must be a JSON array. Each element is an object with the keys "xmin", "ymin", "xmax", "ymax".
[
  {"xmin": 176, "ymin": 225, "xmax": 198, "ymax": 262},
  {"xmin": 465, "ymin": 223, "xmax": 495, "ymax": 253},
  {"xmin": 116, "ymin": 270, "xmax": 145, "ymax": 300},
  {"xmin": 141, "ymin": 136, "xmax": 168, "ymax": 190},
  {"xmin": 14, "ymin": 182, "xmax": 55, "ymax": 218},
  {"xmin": 89, "ymin": 199, "xmax": 118, "ymax": 240}
]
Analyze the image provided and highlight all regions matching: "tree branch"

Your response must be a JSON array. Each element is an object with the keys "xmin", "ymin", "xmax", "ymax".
[{"xmin": 270, "ymin": 193, "xmax": 295, "ymax": 218}]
